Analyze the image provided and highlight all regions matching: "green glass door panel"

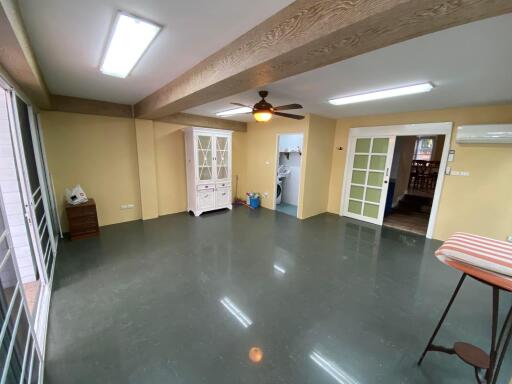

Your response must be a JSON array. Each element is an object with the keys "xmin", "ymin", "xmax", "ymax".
[
  {"xmin": 363, "ymin": 203, "xmax": 379, "ymax": 219},
  {"xmin": 371, "ymin": 138, "xmax": 389, "ymax": 153},
  {"xmin": 347, "ymin": 136, "xmax": 392, "ymax": 222},
  {"xmin": 351, "ymin": 170, "xmax": 366, "ymax": 185},
  {"xmin": 365, "ymin": 187, "xmax": 382, "ymax": 203},
  {"xmin": 350, "ymin": 186, "xmax": 364, "ymax": 200},
  {"xmin": 369, "ymin": 155, "xmax": 386, "ymax": 170},
  {"xmin": 355, "ymin": 138, "xmax": 371, "ymax": 153},
  {"xmin": 353, "ymin": 155, "xmax": 369, "ymax": 169},
  {"xmin": 348, "ymin": 200, "xmax": 362, "ymax": 214},
  {"xmin": 367, "ymin": 172, "xmax": 384, "ymax": 187}
]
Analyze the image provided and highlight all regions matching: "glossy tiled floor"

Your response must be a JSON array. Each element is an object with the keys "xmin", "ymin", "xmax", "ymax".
[
  {"xmin": 45, "ymin": 207, "xmax": 512, "ymax": 383},
  {"xmin": 275, "ymin": 202, "xmax": 297, "ymax": 217}
]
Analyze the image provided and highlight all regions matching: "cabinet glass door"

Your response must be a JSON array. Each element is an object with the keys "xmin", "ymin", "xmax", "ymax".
[
  {"xmin": 344, "ymin": 136, "xmax": 395, "ymax": 225},
  {"xmin": 215, "ymin": 136, "xmax": 229, "ymax": 181},
  {"xmin": 196, "ymin": 135, "xmax": 213, "ymax": 182}
]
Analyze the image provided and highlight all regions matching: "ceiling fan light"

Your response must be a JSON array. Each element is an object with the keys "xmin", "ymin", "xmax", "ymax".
[{"xmin": 253, "ymin": 110, "xmax": 272, "ymax": 122}]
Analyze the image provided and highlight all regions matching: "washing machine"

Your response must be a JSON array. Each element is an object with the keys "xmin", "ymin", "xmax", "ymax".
[
  {"xmin": 276, "ymin": 179, "xmax": 283, "ymax": 204},
  {"xmin": 276, "ymin": 165, "xmax": 291, "ymax": 205}
]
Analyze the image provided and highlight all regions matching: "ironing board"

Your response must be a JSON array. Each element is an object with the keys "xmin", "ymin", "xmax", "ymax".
[{"xmin": 418, "ymin": 232, "xmax": 512, "ymax": 384}]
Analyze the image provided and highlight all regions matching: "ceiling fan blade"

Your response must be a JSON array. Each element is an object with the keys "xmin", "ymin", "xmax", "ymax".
[
  {"xmin": 273, "ymin": 103, "xmax": 303, "ymax": 111},
  {"xmin": 274, "ymin": 112, "xmax": 305, "ymax": 120}
]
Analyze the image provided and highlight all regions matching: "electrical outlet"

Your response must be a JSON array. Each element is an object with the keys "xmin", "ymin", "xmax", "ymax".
[
  {"xmin": 120, "ymin": 204, "xmax": 135, "ymax": 210},
  {"xmin": 263, "ymin": 192, "xmax": 269, "ymax": 198}
]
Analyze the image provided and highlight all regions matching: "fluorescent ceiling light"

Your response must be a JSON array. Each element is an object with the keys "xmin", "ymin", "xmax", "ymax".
[
  {"xmin": 220, "ymin": 297, "xmax": 253, "ymax": 328},
  {"xmin": 101, "ymin": 12, "xmax": 161, "ymax": 78},
  {"xmin": 328, "ymin": 83, "xmax": 434, "ymax": 106},
  {"xmin": 216, "ymin": 107, "xmax": 252, "ymax": 117}
]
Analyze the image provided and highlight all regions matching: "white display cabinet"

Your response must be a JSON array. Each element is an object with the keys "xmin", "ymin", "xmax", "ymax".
[{"xmin": 184, "ymin": 127, "xmax": 232, "ymax": 216}]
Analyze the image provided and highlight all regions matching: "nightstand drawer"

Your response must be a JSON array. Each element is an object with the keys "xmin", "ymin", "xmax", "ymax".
[{"xmin": 69, "ymin": 215, "xmax": 97, "ymax": 230}]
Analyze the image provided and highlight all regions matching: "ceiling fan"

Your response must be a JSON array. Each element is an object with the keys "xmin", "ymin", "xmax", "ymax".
[{"xmin": 230, "ymin": 90, "xmax": 304, "ymax": 122}]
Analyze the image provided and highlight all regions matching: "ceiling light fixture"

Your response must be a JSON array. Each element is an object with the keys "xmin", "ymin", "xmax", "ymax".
[
  {"xmin": 253, "ymin": 110, "xmax": 273, "ymax": 122},
  {"xmin": 100, "ymin": 12, "xmax": 161, "ymax": 78},
  {"xmin": 216, "ymin": 106, "xmax": 252, "ymax": 117},
  {"xmin": 328, "ymin": 83, "xmax": 434, "ymax": 106}
]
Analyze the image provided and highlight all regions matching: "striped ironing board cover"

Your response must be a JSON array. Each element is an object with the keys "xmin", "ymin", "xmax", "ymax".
[{"xmin": 435, "ymin": 232, "xmax": 512, "ymax": 292}]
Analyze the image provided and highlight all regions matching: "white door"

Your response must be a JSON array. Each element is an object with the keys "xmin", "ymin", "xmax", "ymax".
[
  {"xmin": 343, "ymin": 136, "xmax": 395, "ymax": 225},
  {"xmin": 8, "ymin": 92, "xmax": 55, "ymax": 351},
  {"xmin": 195, "ymin": 134, "xmax": 214, "ymax": 184}
]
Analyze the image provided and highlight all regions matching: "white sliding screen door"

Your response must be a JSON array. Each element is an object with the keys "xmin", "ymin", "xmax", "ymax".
[{"xmin": 343, "ymin": 136, "xmax": 395, "ymax": 225}]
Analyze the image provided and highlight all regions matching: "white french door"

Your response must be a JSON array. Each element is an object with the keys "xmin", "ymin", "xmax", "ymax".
[{"xmin": 343, "ymin": 136, "xmax": 395, "ymax": 225}]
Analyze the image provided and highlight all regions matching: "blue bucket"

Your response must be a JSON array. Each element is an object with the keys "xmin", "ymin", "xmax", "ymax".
[{"xmin": 249, "ymin": 196, "xmax": 260, "ymax": 209}]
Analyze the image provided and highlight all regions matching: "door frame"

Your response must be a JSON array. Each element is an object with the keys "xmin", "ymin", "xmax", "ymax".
[
  {"xmin": 340, "ymin": 122, "xmax": 453, "ymax": 239},
  {"xmin": 273, "ymin": 133, "xmax": 304, "ymax": 218}
]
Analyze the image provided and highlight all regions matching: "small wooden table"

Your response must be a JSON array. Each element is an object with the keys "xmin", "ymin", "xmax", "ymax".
[
  {"xmin": 65, "ymin": 198, "xmax": 99, "ymax": 240},
  {"xmin": 418, "ymin": 233, "xmax": 512, "ymax": 384}
]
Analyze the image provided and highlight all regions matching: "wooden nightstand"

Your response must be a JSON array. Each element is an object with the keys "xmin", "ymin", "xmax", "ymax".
[{"xmin": 65, "ymin": 198, "xmax": 99, "ymax": 240}]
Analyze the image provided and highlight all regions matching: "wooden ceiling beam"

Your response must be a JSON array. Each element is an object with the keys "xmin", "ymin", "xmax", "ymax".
[
  {"xmin": 49, "ymin": 95, "xmax": 133, "ymax": 118},
  {"xmin": 156, "ymin": 113, "xmax": 246, "ymax": 132},
  {"xmin": 134, "ymin": 0, "xmax": 512, "ymax": 119},
  {"xmin": 0, "ymin": 0, "xmax": 51, "ymax": 108}
]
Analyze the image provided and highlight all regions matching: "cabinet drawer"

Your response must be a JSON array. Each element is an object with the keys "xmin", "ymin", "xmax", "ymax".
[
  {"xmin": 215, "ymin": 188, "xmax": 231, "ymax": 207},
  {"xmin": 69, "ymin": 215, "xmax": 98, "ymax": 230},
  {"xmin": 197, "ymin": 184, "xmax": 214, "ymax": 191},
  {"xmin": 215, "ymin": 181, "xmax": 231, "ymax": 189},
  {"xmin": 197, "ymin": 190, "xmax": 214, "ymax": 210},
  {"xmin": 66, "ymin": 205, "xmax": 96, "ymax": 218}
]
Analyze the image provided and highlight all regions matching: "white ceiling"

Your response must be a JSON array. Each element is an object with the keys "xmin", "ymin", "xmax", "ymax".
[
  {"xmin": 186, "ymin": 14, "xmax": 512, "ymax": 121},
  {"xmin": 17, "ymin": 0, "xmax": 294, "ymax": 104}
]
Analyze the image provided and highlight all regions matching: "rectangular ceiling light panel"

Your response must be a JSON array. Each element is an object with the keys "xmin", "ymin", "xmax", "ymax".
[
  {"xmin": 328, "ymin": 83, "xmax": 434, "ymax": 106},
  {"xmin": 101, "ymin": 12, "xmax": 161, "ymax": 78},
  {"xmin": 216, "ymin": 107, "xmax": 252, "ymax": 117}
]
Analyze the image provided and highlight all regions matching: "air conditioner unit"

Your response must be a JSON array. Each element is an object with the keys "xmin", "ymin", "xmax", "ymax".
[{"xmin": 456, "ymin": 124, "xmax": 512, "ymax": 144}]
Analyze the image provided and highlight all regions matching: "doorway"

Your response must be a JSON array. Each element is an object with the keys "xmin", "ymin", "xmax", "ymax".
[
  {"xmin": 340, "ymin": 123, "xmax": 452, "ymax": 238},
  {"xmin": 383, "ymin": 135, "xmax": 445, "ymax": 235},
  {"xmin": 275, "ymin": 134, "xmax": 304, "ymax": 217}
]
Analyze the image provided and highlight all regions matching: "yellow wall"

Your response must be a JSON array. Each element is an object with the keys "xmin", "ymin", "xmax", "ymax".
[
  {"xmin": 245, "ymin": 116, "xmax": 309, "ymax": 209},
  {"xmin": 42, "ymin": 103, "xmax": 512, "ymax": 242},
  {"xmin": 327, "ymin": 103, "xmax": 512, "ymax": 240},
  {"xmin": 41, "ymin": 112, "xmax": 248, "ymax": 229},
  {"xmin": 153, "ymin": 121, "xmax": 188, "ymax": 216},
  {"xmin": 298, "ymin": 114, "xmax": 336, "ymax": 219},
  {"xmin": 40, "ymin": 111, "xmax": 142, "ymax": 230},
  {"xmin": 231, "ymin": 131, "xmax": 247, "ymax": 199}
]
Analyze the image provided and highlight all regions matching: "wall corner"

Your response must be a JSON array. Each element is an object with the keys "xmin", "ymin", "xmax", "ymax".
[{"xmin": 135, "ymin": 119, "xmax": 159, "ymax": 220}]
